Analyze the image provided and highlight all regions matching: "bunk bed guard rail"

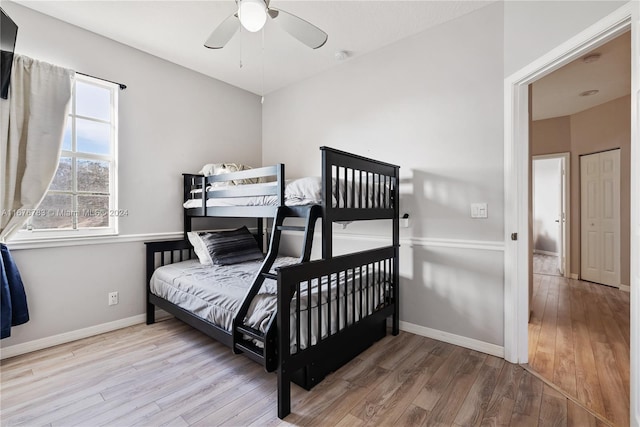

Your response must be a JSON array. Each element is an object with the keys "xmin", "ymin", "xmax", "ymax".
[
  {"xmin": 319, "ymin": 146, "xmax": 400, "ymax": 337},
  {"xmin": 319, "ymin": 146, "xmax": 400, "ymax": 252},
  {"xmin": 275, "ymin": 245, "xmax": 397, "ymax": 418}
]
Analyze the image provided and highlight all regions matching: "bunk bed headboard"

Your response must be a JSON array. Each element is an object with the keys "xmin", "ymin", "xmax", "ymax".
[
  {"xmin": 182, "ymin": 164, "xmax": 285, "ymax": 243},
  {"xmin": 319, "ymin": 146, "xmax": 400, "ymax": 259}
]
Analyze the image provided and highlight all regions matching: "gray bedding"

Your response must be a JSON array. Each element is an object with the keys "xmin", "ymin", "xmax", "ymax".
[{"xmin": 150, "ymin": 257, "xmax": 389, "ymax": 352}]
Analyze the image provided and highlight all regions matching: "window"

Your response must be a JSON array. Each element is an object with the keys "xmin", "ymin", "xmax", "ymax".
[{"xmin": 20, "ymin": 75, "xmax": 119, "ymax": 239}]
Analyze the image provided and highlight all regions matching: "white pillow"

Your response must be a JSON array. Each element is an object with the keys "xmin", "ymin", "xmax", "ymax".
[
  {"xmin": 187, "ymin": 231, "xmax": 213, "ymax": 265},
  {"xmin": 197, "ymin": 163, "xmax": 259, "ymax": 186},
  {"xmin": 198, "ymin": 163, "xmax": 225, "ymax": 176},
  {"xmin": 285, "ymin": 177, "xmax": 322, "ymax": 203}
]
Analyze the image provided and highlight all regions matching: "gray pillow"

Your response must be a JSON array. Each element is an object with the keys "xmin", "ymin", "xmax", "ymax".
[{"xmin": 187, "ymin": 226, "xmax": 263, "ymax": 266}]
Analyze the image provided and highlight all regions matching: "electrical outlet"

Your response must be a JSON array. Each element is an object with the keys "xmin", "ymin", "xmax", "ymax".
[{"xmin": 108, "ymin": 291, "xmax": 119, "ymax": 306}]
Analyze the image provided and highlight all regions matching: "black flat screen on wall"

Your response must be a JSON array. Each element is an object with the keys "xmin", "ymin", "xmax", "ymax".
[{"xmin": 1, "ymin": 8, "xmax": 18, "ymax": 100}]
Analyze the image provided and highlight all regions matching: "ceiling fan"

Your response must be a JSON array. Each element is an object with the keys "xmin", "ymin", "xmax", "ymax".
[{"xmin": 204, "ymin": 0, "xmax": 328, "ymax": 50}]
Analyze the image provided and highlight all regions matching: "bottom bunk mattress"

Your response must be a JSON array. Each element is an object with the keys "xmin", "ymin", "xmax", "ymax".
[{"xmin": 149, "ymin": 257, "xmax": 390, "ymax": 352}]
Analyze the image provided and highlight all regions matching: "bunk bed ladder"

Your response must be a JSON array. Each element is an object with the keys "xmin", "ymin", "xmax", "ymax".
[{"xmin": 232, "ymin": 205, "xmax": 322, "ymax": 371}]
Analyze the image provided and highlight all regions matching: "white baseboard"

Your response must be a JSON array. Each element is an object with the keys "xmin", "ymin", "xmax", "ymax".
[
  {"xmin": 566, "ymin": 275, "xmax": 629, "ymax": 292},
  {"xmin": 0, "ymin": 311, "xmax": 170, "ymax": 360},
  {"xmin": 533, "ymin": 250, "xmax": 559, "ymax": 256},
  {"xmin": 3, "ymin": 316, "xmax": 506, "ymax": 361},
  {"xmin": 399, "ymin": 321, "xmax": 504, "ymax": 358}
]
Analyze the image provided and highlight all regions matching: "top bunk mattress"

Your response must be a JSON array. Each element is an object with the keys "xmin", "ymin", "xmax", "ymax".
[
  {"xmin": 184, "ymin": 177, "xmax": 322, "ymax": 209},
  {"xmin": 183, "ymin": 176, "xmax": 391, "ymax": 210}
]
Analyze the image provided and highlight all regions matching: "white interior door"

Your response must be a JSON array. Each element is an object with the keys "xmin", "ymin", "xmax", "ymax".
[
  {"xmin": 557, "ymin": 159, "xmax": 566, "ymax": 275},
  {"xmin": 533, "ymin": 154, "xmax": 569, "ymax": 277},
  {"xmin": 580, "ymin": 149, "xmax": 621, "ymax": 287}
]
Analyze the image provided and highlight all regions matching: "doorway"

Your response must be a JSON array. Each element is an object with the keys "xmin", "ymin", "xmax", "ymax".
[
  {"xmin": 528, "ymin": 32, "xmax": 630, "ymax": 425},
  {"xmin": 503, "ymin": 4, "xmax": 638, "ymax": 427}
]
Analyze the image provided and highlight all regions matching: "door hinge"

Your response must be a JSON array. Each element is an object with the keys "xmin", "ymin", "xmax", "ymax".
[{"xmin": 511, "ymin": 232, "xmax": 518, "ymax": 241}]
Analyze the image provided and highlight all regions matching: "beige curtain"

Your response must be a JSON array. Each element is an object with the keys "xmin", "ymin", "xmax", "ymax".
[{"xmin": 0, "ymin": 55, "xmax": 74, "ymax": 242}]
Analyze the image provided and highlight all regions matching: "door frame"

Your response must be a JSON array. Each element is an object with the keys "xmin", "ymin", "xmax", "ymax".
[
  {"xmin": 532, "ymin": 153, "xmax": 570, "ymax": 278},
  {"xmin": 503, "ymin": 2, "xmax": 639, "ymax": 426}
]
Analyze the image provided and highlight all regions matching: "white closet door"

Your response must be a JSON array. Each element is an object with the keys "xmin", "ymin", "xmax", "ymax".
[{"xmin": 580, "ymin": 149, "xmax": 620, "ymax": 287}]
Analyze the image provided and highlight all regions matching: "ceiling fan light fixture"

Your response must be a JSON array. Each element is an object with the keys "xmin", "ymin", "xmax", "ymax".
[
  {"xmin": 239, "ymin": 0, "xmax": 267, "ymax": 32},
  {"xmin": 579, "ymin": 89, "xmax": 599, "ymax": 97},
  {"xmin": 334, "ymin": 50, "xmax": 349, "ymax": 61},
  {"xmin": 204, "ymin": 0, "xmax": 327, "ymax": 50},
  {"xmin": 582, "ymin": 53, "xmax": 601, "ymax": 64}
]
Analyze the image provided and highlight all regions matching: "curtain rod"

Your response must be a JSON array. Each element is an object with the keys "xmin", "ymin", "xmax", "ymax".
[{"xmin": 76, "ymin": 72, "xmax": 127, "ymax": 90}]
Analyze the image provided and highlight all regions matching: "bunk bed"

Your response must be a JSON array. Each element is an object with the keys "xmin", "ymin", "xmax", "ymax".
[{"xmin": 145, "ymin": 146, "xmax": 400, "ymax": 418}]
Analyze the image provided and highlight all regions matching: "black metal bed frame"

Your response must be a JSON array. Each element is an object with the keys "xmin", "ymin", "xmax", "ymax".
[{"xmin": 145, "ymin": 147, "xmax": 400, "ymax": 418}]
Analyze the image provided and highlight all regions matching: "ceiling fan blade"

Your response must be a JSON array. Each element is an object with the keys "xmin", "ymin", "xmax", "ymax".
[
  {"xmin": 268, "ymin": 8, "xmax": 327, "ymax": 49},
  {"xmin": 204, "ymin": 13, "xmax": 239, "ymax": 49}
]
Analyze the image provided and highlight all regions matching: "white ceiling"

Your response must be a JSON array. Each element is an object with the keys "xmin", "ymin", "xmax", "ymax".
[
  {"xmin": 12, "ymin": 0, "xmax": 493, "ymax": 95},
  {"xmin": 532, "ymin": 31, "xmax": 631, "ymax": 120},
  {"xmin": 11, "ymin": 1, "xmax": 630, "ymax": 115}
]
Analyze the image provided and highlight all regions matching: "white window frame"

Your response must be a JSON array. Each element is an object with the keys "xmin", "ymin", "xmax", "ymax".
[{"xmin": 15, "ymin": 74, "xmax": 119, "ymax": 242}]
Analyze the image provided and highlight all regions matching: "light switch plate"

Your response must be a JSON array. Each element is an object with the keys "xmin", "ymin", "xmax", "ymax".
[{"xmin": 471, "ymin": 203, "xmax": 488, "ymax": 219}]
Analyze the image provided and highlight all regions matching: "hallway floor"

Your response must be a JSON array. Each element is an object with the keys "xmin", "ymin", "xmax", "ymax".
[{"xmin": 528, "ymin": 258, "xmax": 630, "ymax": 426}]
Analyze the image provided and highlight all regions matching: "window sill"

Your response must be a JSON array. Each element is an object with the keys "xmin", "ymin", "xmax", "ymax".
[{"xmin": 6, "ymin": 232, "xmax": 183, "ymax": 251}]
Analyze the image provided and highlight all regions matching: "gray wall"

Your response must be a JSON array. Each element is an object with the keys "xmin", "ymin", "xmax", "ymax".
[
  {"xmin": 263, "ymin": 3, "xmax": 506, "ymax": 346},
  {"xmin": 1, "ymin": 3, "xmax": 262, "ymax": 348},
  {"xmin": 264, "ymin": 0, "xmax": 631, "ymax": 348}
]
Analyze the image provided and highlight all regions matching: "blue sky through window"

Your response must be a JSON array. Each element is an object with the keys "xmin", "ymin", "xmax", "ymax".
[
  {"xmin": 76, "ymin": 81, "xmax": 110, "ymax": 121},
  {"xmin": 24, "ymin": 75, "xmax": 116, "ymax": 234},
  {"xmin": 77, "ymin": 118, "xmax": 110, "ymax": 155},
  {"xmin": 62, "ymin": 118, "xmax": 110, "ymax": 155},
  {"xmin": 62, "ymin": 120, "xmax": 71, "ymax": 150},
  {"xmin": 62, "ymin": 80, "xmax": 112, "ymax": 155}
]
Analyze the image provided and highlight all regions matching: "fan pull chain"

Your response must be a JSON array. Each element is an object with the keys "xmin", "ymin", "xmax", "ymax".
[
  {"xmin": 239, "ymin": 34, "xmax": 243, "ymax": 68},
  {"xmin": 239, "ymin": 0, "xmax": 243, "ymax": 69}
]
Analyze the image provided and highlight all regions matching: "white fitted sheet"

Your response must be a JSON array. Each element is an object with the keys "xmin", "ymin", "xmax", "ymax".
[{"xmin": 183, "ymin": 177, "xmax": 390, "ymax": 210}]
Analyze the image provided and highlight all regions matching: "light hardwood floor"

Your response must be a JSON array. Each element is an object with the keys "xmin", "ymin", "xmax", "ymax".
[
  {"xmin": 532, "ymin": 254, "xmax": 561, "ymax": 277},
  {"xmin": 528, "ymin": 267, "xmax": 630, "ymax": 427},
  {"xmin": 1, "ymin": 318, "xmax": 605, "ymax": 426}
]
